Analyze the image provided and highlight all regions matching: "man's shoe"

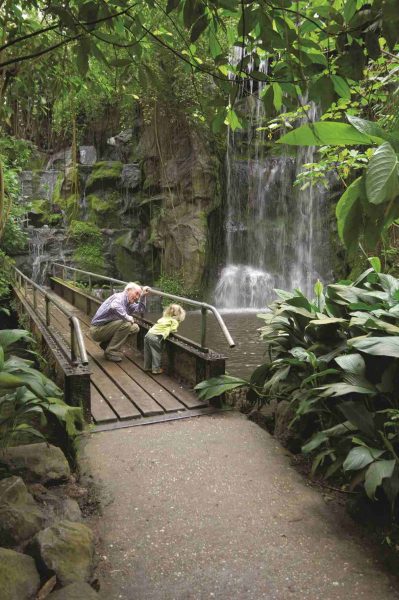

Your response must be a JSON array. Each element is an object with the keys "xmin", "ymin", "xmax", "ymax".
[
  {"xmin": 152, "ymin": 368, "xmax": 164, "ymax": 375},
  {"xmin": 99, "ymin": 340, "xmax": 109, "ymax": 351},
  {"xmin": 104, "ymin": 352, "xmax": 123, "ymax": 363}
]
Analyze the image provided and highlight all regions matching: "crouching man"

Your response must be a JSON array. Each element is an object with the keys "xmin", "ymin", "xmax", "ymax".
[{"xmin": 90, "ymin": 282, "xmax": 150, "ymax": 362}]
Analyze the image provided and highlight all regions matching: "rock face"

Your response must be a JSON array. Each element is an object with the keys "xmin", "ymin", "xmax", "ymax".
[
  {"xmin": 19, "ymin": 108, "xmax": 222, "ymax": 292},
  {"xmin": 137, "ymin": 114, "xmax": 220, "ymax": 289},
  {"xmin": 1, "ymin": 443, "xmax": 71, "ymax": 484},
  {"xmin": 0, "ymin": 476, "xmax": 45, "ymax": 547},
  {"xmin": 0, "ymin": 547, "xmax": 41, "ymax": 600},
  {"xmin": 30, "ymin": 520, "xmax": 95, "ymax": 586},
  {"xmin": 48, "ymin": 582, "xmax": 99, "ymax": 599}
]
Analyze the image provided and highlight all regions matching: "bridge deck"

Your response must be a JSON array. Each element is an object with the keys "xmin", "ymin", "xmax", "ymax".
[{"xmin": 34, "ymin": 290, "xmax": 209, "ymax": 431}]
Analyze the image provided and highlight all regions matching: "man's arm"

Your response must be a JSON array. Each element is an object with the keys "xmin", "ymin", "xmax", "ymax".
[{"xmin": 128, "ymin": 287, "xmax": 150, "ymax": 315}]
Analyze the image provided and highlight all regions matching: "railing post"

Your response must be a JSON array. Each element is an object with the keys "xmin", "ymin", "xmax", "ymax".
[
  {"xmin": 73, "ymin": 270, "xmax": 77, "ymax": 285},
  {"xmin": 62, "ymin": 266, "xmax": 66, "ymax": 281},
  {"xmin": 70, "ymin": 319, "xmax": 77, "ymax": 364},
  {"xmin": 33, "ymin": 287, "xmax": 37, "ymax": 310},
  {"xmin": 200, "ymin": 307, "xmax": 207, "ymax": 349},
  {"xmin": 45, "ymin": 295, "xmax": 50, "ymax": 326},
  {"xmin": 88, "ymin": 274, "xmax": 92, "ymax": 294}
]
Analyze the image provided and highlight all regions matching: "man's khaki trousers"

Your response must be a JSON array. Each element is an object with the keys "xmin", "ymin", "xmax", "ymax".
[{"xmin": 90, "ymin": 319, "xmax": 139, "ymax": 356}]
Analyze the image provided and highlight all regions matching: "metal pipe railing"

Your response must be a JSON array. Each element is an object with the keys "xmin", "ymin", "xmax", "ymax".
[
  {"xmin": 51, "ymin": 263, "xmax": 235, "ymax": 349},
  {"xmin": 11, "ymin": 266, "xmax": 89, "ymax": 366}
]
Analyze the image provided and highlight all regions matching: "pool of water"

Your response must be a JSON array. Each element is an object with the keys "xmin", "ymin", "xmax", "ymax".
[{"xmin": 148, "ymin": 310, "xmax": 267, "ymax": 380}]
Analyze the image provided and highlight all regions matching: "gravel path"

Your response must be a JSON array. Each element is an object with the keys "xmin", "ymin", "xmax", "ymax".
[{"xmin": 84, "ymin": 412, "xmax": 399, "ymax": 600}]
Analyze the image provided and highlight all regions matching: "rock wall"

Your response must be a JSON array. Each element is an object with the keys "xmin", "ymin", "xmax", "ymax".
[{"xmin": 20, "ymin": 105, "xmax": 223, "ymax": 294}]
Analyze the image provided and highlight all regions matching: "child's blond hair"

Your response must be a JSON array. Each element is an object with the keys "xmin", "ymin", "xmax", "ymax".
[{"xmin": 163, "ymin": 303, "xmax": 186, "ymax": 322}]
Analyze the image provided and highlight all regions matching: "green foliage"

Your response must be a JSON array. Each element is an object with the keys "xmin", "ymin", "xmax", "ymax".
[
  {"xmin": 155, "ymin": 273, "xmax": 200, "ymax": 304},
  {"xmin": 68, "ymin": 220, "xmax": 102, "ymax": 243},
  {"xmin": 68, "ymin": 220, "xmax": 105, "ymax": 273},
  {"xmin": 0, "ymin": 251, "xmax": 11, "ymax": 300},
  {"xmin": 197, "ymin": 268, "xmax": 399, "ymax": 513},
  {"xmin": 0, "ymin": 329, "xmax": 83, "ymax": 449},
  {"xmin": 280, "ymin": 116, "xmax": 399, "ymax": 253}
]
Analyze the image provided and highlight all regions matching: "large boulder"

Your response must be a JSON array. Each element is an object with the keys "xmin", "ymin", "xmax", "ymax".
[
  {"xmin": 0, "ymin": 476, "xmax": 45, "ymax": 547},
  {"xmin": 1, "ymin": 443, "xmax": 70, "ymax": 484},
  {"xmin": 0, "ymin": 547, "xmax": 40, "ymax": 600},
  {"xmin": 48, "ymin": 582, "xmax": 99, "ymax": 599},
  {"xmin": 30, "ymin": 520, "xmax": 95, "ymax": 586}
]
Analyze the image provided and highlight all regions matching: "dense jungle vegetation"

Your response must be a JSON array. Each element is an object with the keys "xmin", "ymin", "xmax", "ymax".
[{"xmin": 1, "ymin": 0, "xmax": 399, "ymax": 541}]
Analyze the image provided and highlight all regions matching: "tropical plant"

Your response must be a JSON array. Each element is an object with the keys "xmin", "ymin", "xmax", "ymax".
[
  {"xmin": 196, "ymin": 264, "xmax": 399, "ymax": 512},
  {"xmin": 278, "ymin": 115, "xmax": 399, "ymax": 254},
  {"xmin": 0, "ymin": 328, "xmax": 84, "ymax": 449}
]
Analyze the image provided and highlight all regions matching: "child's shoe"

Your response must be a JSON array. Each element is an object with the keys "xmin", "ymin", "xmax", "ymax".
[{"xmin": 152, "ymin": 368, "xmax": 163, "ymax": 375}]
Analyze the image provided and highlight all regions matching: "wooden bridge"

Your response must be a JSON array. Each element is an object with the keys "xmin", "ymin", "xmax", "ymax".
[{"xmin": 11, "ymin": 265, "xmax": 233, "ymax": 432}]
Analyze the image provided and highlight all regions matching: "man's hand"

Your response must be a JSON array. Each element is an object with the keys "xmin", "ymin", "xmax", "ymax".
[
  {"xmin": 127, "ymin": 315, "xmax": 135, "ymax": 323},
  {"xmin": 141, "ymin": 286, "xmax": 150, "ymax": 296}
]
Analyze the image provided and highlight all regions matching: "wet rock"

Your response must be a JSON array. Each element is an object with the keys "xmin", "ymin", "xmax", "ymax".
[
  {"xmin": 85, "ymin": 161, "xmax": 123, "ymax": 192},
  {"xmin": 28, "ymin": 485, "xmax": 82, "ymax": 524},
  {"xmin": 78, "ymin": 146, "xmax": 97, "ymax": 166},
  {"xmin": 30, "ymin": 520, "xmax": 95, "ymax": 586},
  {"xmin": 1, "ymin": 443, "xmax": 70, "ymax": 484},
  {"xmin": 0, "ymin": 547, "xmax": 40, "ymax": 600},
  {"xmin": 48, "ymin": 581, "xmax": 99, "ymax": 599},
  {"xmin": 121, "ymin": 163, "xmax": 141, "ymax": 190},
  {"xmin": 0, "ymin": 476, "xmax": 45, "ymax": 547}
]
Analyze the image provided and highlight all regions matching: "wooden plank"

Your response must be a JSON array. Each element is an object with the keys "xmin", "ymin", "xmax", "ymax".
[
  {"xmin": 41, "ymin": 304, "xmax": 142, "ymax": 421},
  {"xmin": 82, "ymin": 335, "xmax": 164, "ymax": 417},
  {"xmin": 38, "ymin": 293, "xmax": 191, "ymax": 415},
  {"xmin": 117, "ymin": 360, "xmax": 185, "ymax": 413},
  {"xmin": 90, "ymin": 384, "xmax": 118, "ymax": 424},
  {"xmin": 124, "ymin": 347, "xmax": 207, "ymax": 409}
]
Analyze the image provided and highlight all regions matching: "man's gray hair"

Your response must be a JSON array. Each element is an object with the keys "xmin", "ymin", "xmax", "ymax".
[{"xmin": 124, "ymin": 282, "xmax": 142, "ymax": 293}]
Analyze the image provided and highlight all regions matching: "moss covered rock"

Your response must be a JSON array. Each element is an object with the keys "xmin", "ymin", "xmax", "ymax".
[
  {"xmin": 85, "ymin": 161, "xmax": 123, "ymax": 192},
  {"xmin": 0, "ymin": 476, "xmax": 45, "ymax": 547},
  {"xmin": 86, "ymin": 192, "xmax": 121, "ymax": 227},
  {"xmin": 29, "ymin": 520, "xmax": 95, "ymax": 586},
  {"xmin": 1, "ymin": 443, "xmax": 70, "ymax": 484},
  {"xmin": 0, "ymin": 547, "xmax": 40, "ymax": 600}
]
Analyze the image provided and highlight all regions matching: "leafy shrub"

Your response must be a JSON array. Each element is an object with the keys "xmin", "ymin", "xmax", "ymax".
[
  {"xmin": 0, "ymin": 328, "xmax": 83, "ymax": 449},
  {"xmin": 69, "ymin": 221, "xmax": 105, "ymax": 274},
  {"xmin": 0, "ymin": 251, "xmax": 11, "ymax": 300},
  {"xmin": 197, "ymin": 264, "xmax": 399, "ymax": 514},
  {"xmin": 155, "ymin": 273, "xmax": 200, "ymax": 304},
  {"xmin": 68, "ymin": 220, "xmax": 102, "ymax": 243}
]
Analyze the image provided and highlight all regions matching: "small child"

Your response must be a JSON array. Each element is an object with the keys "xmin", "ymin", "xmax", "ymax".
[{"xmin": 144, "ymin": 304, "xmax": 186, "ymax": 374}]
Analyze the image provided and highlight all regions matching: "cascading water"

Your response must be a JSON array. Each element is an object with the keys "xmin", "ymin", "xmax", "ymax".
[{"xmin": 215, "ymin": 54, "xmax": 332, "ymax": 309}]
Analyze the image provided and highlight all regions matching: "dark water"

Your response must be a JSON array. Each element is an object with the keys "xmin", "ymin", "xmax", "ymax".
[{"xmin": 148, "ymin": 310, "xmax": 266, "ymax": 379}]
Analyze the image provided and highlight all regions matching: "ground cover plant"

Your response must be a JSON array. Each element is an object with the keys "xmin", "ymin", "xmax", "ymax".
[
  {"xmin": 196, "ymin": 262, "xmax": 399, "ymax": 516},
  {"xmin": 0, "ymin": 327, "xmax": 83, "ymax": 451}
]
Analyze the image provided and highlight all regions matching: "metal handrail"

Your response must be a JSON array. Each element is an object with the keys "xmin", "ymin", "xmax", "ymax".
[
  {"xmin": 51, "ymin": 262, "xmax": 235, "ymax": 349},
  {"xmin": 11, "ymin": 266, "xmax": 88, "ymax": 366}
]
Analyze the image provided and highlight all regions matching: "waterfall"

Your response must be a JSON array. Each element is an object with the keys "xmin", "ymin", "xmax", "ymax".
[
  {"xmin": 29, "ymin": 226, "xmax": 53, "ymax": 284},
  {"xmin": 215, "ymin": 55, "xmax": 332, "ymax": 309}
]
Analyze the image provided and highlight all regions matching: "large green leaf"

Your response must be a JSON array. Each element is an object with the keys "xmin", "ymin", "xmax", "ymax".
[
  {"xmin": 365, "ymin": 142, "xmax": 399, "ymax": 205},
  {"xmin": 348, "ymin": 336, "xmax": 399, "ymax": 358},
  {"xmin": 346, "ymin": 115, "xmax": 386, "ymax": 143},
  {"xmin": 336, "ymin": 177, "xmax": 364, "ymax": 248},
  {"xmin": 343, "ymin": 446, "xmax": 384, "ymax": 471},
  {"xmin": 335, "ymin": 354, "xmax": 365, "ymax": 375},
  {"xmin": 0, "ymin": 330, "xmax": 34, "ymax": 352},
  {"xmin": 364, "ymin": 459, "xmax": 396, "ymax": 499},
  {"xmin": 339, "ymin": 401, "xmax": 375, "ymax": 438},
  {"xmin": 318, "ymin": 382, "xmax": 375, "ymax": 397},
  {"xmin": 277, "ymin": 122, "xmax": 377, "ymax": 147},
  {"xmin": 195, "ymin": 375, "xmax": 248, "ymax": 401}
]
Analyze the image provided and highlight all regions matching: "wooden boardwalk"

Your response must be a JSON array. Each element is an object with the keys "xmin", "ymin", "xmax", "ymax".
[{"xmin": 35, "ymin": 290, "xmax": 210, "ymax": 431}]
